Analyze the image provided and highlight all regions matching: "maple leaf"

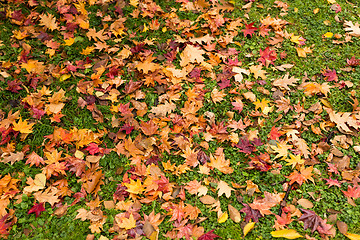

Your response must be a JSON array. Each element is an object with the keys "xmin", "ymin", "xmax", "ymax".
[
  {"xmin": 208, "ymin": 152, "xmax": 233, "ymax": 174},
  {"xmin": 116, "ymin": 213, "xmax": 137, "ymax": 230},
  {"xmin": 322, "ymin": 69, "xmax": 338, "ymax": 82},
  {"xmin": 273, "ymin": 212, "xmax": 293, "ymax": 230},
  {"xmin": 347, "ymin": 56, "xmax": 360, "ymax": 66},
  {"xmin": 342, "ymin": 185, "xmax": 360, "ymax": 199},
  {"xmin": 28, "ymin": 202, "xmax": 46, "ymax": 218},
  {"xmin": 287, "ymin": 166, "xmax": 314, "ymax": 186},
  {"xmin": 33, "ymin": 188, "xmax": 59, "ymax": 206},
  {"xmin": 211, "ymin": 88, "xmax": 226, "ymax": 103},
  {"xmin": 0, "ymin": 214, "xmax": 12, "ymax": 236},
  {"xmin": 235, "ymin": 138, "xmax": 255, "ymax": 154},
  {"xmin": 242, "ymin": 22, "xmax": 258, "ymax": 38},
  {"xmin": 119, "ymin": 123, "xmax": 134, "ymax": 134},
  {"xmin": 254, "ymin": 98, "xmax": 271, "ymax": 112},
  {"xmin": 231, "ymin": 98, "xmax": 243, "ymax": 113},
  {"xmin": 324, "ymin": 177, "xmax": 341, "ymax": 188},
  {"xmin": 269, "ymin": 126, "xmax": 282, "ymax": 140},
  {"xmin": 298, "ymin": 209, "xmax": 322, "ymax": 233},
  {"xmin": 198, "ymin": 229, "xmax": 220, "ymax": 240},
  {"xmin": 1, "ymin": 152, "xmax": 24, "ymax": 165},
  {"xmin": 285, "ymin": 154, "xmax": 305, "ymax": 169},
  {"xmin": 240, "ymin": 204, "xmax": 263, "ymax": 223},
  {"xmin": 39, "ymin": 13, "xmax": 59, "ymax": 31},
  {"xmin": 124, "ymin": 179, "xmax": 144, "ymax": 195},
  {"xmin": 248, "ymin": 154, "xmax": 271, "ymax": 172},
  {"xmin": 271, "ymin": 142, "xmax": 292, "ymax": 160},
  {"xmin": 258, "ymin": 47, "xmax": 277, "ymax": 66},
  {"xmin": 296, "ymin": 47, "xmax": 312, "ymax": 57},
  {"xmin": 258, "ymin": 24, "xmax": 270, "ymax": 37},
  {"xmin": 218, "ymin": 78, "xmax": 231, "ymax": 89},
  {"xmin": 135, "ymin": 55, "xmax": 160, "ymax": 74},
  {"xmin": 140, "ymin": 120, "xmax": 159, "ymax": 136},
  {"xmin": 12, "ymin": 117, "xmax": 34, "ymax": 134}
]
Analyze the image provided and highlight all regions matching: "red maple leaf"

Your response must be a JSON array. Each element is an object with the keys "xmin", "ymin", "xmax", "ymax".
[
  {"xmin": 269, "ymin": 126, "xmax": 282, "ymax": 140},
  {"xmin": 342, "ymin": 185, "xmax": 360, "ymax": 199},
  {"xmin": 242, "ymin": 22, "xmax": 258, "ymax": 38},
  {"xmin": 28, "ymin": 202, "xmax": 46, "ymax": 218},
  {"xmin": 119, "ymin": 123, "xmax": 134, "ymax": 134},
  {"xmin": 85, "ymin": 143, "xmax": 101, "ymax": 155},
  {"xmin": 218, "ymin": 78, "xmax": 231, "ymax": 89},
  {"xmin": 324, "ymin": 177, "xmax": 341, "ymax": 188},
  {"xmin": 236, "ymin": 138, "xmax": 255, "ymax": 154},
  {"xmin": 258, "ymin": 47, "xmax": 277, "ymax": 66},
  {"xmin": 322, "ymin": 69, "xmax": 338, "ymax": 82},
  {"xmin": 346, "ymin": 56, "xmax": 360, "ymax": 66},
  {"xmin": 198, "ymin": 230, "xmax": 220, "ymax": 240}
]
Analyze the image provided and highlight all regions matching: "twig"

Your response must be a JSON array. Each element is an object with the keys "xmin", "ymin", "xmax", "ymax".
[{"xmin": 278, "ymin": 183, "xmax": 293, "ymax": 216}]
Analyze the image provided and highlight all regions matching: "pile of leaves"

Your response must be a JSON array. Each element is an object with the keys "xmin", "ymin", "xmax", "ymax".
[{"xmin": 0, "ymin": 0, "xmax": 360, "ymax": 239}]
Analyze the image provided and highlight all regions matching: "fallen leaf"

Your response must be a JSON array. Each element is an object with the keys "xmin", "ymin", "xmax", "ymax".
[
  {"xmin": 271, "ymin": 229, "xmax": 303, "ymax": 239},
  {"xmin": 243, "ymin": 221, "xmax": 255, "ymax": 237}
]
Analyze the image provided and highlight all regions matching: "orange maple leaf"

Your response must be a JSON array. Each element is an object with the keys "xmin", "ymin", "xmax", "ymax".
[
  {"xmin": 208, "ymin": 149, "xmax": 233, "ymax": 174},
  {"xmin": 287, "ymin": 166, "xmax": 314, "ymax": 186}
]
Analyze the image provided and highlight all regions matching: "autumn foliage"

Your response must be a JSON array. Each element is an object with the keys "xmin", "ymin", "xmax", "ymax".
[{"xmin": 0, "ymin": 0, "xmax": 360, "ymax": 239}]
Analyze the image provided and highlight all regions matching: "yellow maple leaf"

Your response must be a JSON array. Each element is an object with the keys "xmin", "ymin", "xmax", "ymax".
[
  {"xmin": 64, "ymin": 38, "xmax": 75, "ymax": 46},
  {"xmin": 124, "ymin": 179, "xmax": 144, "ymax": 195},
  {"xmin": 81, "ymin": 46, "xmax": 95, "ymax": 55},
  {"xmin": 285, "ymin": 154, "xmax": 305, "ymax": 169},
  {"xmin": 271, "ymin": 142, "xmax": 292, "ymax": 160},
  {"xmin": 12, "ymin": 118, "xmax": 35, "ymax": 134},
  {"xmin": 290, "ymin": 34, "xmax": 302, "ymax": 44},
  {"xmin": 254, "ymin": 98, "xmax": 271, "ymax": 112}
]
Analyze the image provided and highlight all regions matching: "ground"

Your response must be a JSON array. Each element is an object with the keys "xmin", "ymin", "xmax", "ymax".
[{"xmin": 0, "ymin": 0, "xmax": 360, "ymax": 239}]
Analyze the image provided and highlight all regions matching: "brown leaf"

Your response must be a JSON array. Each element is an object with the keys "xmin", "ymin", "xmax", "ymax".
[
  {"xmin": 228, "ymin": 204, "xmax": 241, "ymax": 223},
  {"xmin": 83, "ymin": 171, "xmax": 103, "ymax": 194},
  {"xmin": 297, "ymin": 198, "xmax": 314, "ymax": 209},
  {"xmin": 199, "ymin": 195, "xmax": 217, "ymax": 204},
  {"xmin": 336, "ymin": 221, "xmax": 348, "ymax": 235}
]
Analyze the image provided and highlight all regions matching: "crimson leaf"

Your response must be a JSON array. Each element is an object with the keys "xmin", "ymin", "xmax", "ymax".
[
  {"xmin": 28, "ymin": 202, "xmax": 46, "ymax": 218},
  {"xmin": 198, "ymin": 230, "xmax": 220, "ymax": 240}
]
